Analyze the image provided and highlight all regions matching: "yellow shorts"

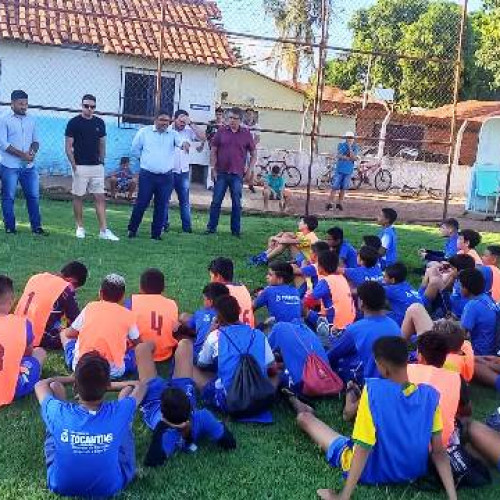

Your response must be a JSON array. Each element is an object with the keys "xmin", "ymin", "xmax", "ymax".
[{"xmin": 72, "ymin": 164, "xmax": 105, "ymax": 196}]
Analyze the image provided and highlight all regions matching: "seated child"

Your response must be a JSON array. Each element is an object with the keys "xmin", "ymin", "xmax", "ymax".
[
  {"xmin": 420, "ymin": 218, "xmax": 459, "ymax": 263},
  {"xmin": 268, "ymin": 320, "xmax": 329, "ymax": 395},
  {"xmin": 460, "ymin": 268, "xmax": 498, "ymax": 356},
  {"xmin": 294, "ymin": 240, "xmax": 329, "ymax": 298},
  {"xmin": 383, "ymin": 262, "xmax": 423, "ymax": 326},
  {"xmin": 254, "ymin": 261, "xmax": 301, "ymax": 323},
  {"xmin": 60, "ymin": 274, "xmax": 140, "ymax": 378},
  {"xmin": 341, "ymin": 245, "xmax": 383, "ymax": 290},
  {"xmin": 208, "ymin": 257, "xmax": 254, "ymax": 327},
  {"xmin": 15, "ymin": 261, "xmax": 88, "ymax": 349},
  {"xmin": 262, "ymin": 165, "xmax": 289, "ymax": 212},
  {"xmin": 304, "ymin": 250, "xmax": 355, "ymax": 333},
  {"xmin": 128, "ymin": 268, "xmax": 178, "ymax": 362},
  {"xmin": 35, "ymin": 352, "xmax": 146, "ymax": 498},
  {"xmin": 249, "ymin": 215, "xmax": 319, "ymax": 266},
  {"xmin": 107, "ymin": 156, "xmax": 137, "ymax": 200},
  {"xmin": 180, "ymin": 282, "xmax": 230, "ymax": 363},
  {"xmin": 457, "ymin": 229, "xmax": 482, "ymax": 265},
  {"xmin": 466, "ymin": 421, "xmax": 500, "ymax": 477},
  {"xmin": 134, "ymin": 341, "xmax": 236, "ymax": 466},
  {"xmin": 377, "ymin": 207, "xmax": 398, "ymax": 269},
  {"xmin": 482, "ymin": 245, "xmax": 500, "ymax": 302},
  {"xmin": 326, "ymin": 227, "xmax": 357, "ymax": 268},
  {"xmin": 362, "ymin": 235, "xmax": 382, "ymax": 252},
  {"xmin": 0, "ymin": 275, "xmax": 46, "ymax": 407},
  {"xmin": 193, "ymin": 295, "xmax": 277, "ymax": 415},
  {"xmin": 286, "ymin": 336, "xmax": 456, "ymax": 500}
]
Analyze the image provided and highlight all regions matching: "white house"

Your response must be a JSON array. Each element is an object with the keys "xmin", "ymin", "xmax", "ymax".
[{"xmin": 0, "ymin": 0, "xmax": 236, "ymax": 176}]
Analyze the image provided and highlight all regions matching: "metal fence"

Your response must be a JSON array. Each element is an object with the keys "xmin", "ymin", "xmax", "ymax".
[{"xmin": 0, "ymin": 0, "xmax": 487, "ymax": 217}]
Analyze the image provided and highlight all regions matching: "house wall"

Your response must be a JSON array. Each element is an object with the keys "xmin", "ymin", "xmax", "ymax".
[{"xmin": 0, "ymin": 41, "xmax": 216, "ymax": 173}]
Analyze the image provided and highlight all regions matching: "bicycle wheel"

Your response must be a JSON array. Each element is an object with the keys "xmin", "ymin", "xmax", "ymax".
[
  {"xmin": 374, "ymin": 169, "xmax": 392, "ymax": 192},
  {"xmin": 283, "ymin": 166, "xmax": 302, "ymax": 188},
  {"xmin": 350, "ymin": 171, "xmax": 363, "ymax": 190}
]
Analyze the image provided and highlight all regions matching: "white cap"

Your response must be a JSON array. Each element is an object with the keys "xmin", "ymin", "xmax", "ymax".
[{"xmin": 345, "ymin": 131, "xmax": 355, "ymax": 138}]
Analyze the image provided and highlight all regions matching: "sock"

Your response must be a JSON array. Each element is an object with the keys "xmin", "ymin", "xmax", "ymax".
[{"xmin": 495, "ymin": 375, "xmax": 500, "ymax": 393}]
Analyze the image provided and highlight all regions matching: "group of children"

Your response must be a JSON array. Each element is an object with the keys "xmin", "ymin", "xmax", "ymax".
[{"xmin": 2, "ymin": 207, "xmax": 500, "ymax": 499}]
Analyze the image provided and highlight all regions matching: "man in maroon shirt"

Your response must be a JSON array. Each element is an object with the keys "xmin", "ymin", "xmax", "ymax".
[{"xmin": 206, "ymin": 107, "xmax": 256, "ymax": 237}]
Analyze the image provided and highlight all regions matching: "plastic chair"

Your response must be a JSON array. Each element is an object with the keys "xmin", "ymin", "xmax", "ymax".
[{"xmin": 472, "ymin": 170, "xmax": 500, "ymax": 215}]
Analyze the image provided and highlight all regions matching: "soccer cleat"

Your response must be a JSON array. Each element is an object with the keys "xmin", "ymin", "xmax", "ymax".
[
  {"xmin": 99, "ymin": 229, "xmax": 120, "ymax": 241},
  {"xmin": 75, "ymin": 227, "xmax": 86, "ymax": 239},
  {"xmin": 33, "ymin": 227, "xmax": 49, "ymax": 236}
]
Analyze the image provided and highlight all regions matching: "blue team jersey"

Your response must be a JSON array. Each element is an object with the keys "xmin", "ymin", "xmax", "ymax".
[
  {"xmin": 335, "ymin": 142, "xmax": 359, "ymax": 175},
  {"xmin": 461, "ymin": 293, "xmax": 499, "ymax": 355},
  {"xmin": 444, "ymin": 234, "xmax": 458, "ymax": 259},
  {"xmin": 379, "ymin": 226, "xmax": 398, "ymax": 267},
  {"xmin": 347, "ymin": 316, "xmax": 401, "ymax": 378},
  {"xmin": 41, "ymin": 396, "xmax": 136, "ymax": 497},
  {"xmin": 450, "ymin": 280, "xmax": 469, "ymax": 318},
  {"xmin": 478, "ymin": 265, "xmax": 494, "ymax": 297},
  {"xmin": 384, "ymin": 281, "xmax": 423, "ymax": 325},
  {"xmin": 310, "ymin": 279, "xmax": 335, "ymax": 324},
  {"xmin": 254, "ymin": 284, "xmax": 301, "ymax": 322},
  {"xmin": 345, "ymin": 266, "xmax": 383, "ymax": 288},
  {"xmin": 268, "ymin": 320, "xmax": 328, "ymax": 387},
  {"xmin": 339, "ymin": 241, "xmax": 358, "ymax": 269},
  {"xmin": 188, "ymin": 308, "xmax": 217, "ymax": 360}
]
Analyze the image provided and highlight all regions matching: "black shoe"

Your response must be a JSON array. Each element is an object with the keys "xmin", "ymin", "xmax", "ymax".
[
  {"xmin": 232, "ymin": 232, "xmax": 241, "ymax": 238},
  {"xmin": 128, "ymin": 230, "xmax": 137, "ymax": 238},
  {"xmin": 204, "ymin": 229, "xmax": 215, "ymax": 235},
  {"xmin": 33, "ymin": 228, "xmax": 48, "ymax": 236},
  {"xmin": 336, "ymin": 203, "xmax": 343, "ymax": 211},
  {"xmin": 5, "ymin": 228, "xmax": 17, "ymax": 234},
  {"xmin": 249, "ymin": 185, "xmax": 256, "ymax": 194},
  {"xmin": 151, "ymin": 235, "xmax": 163, "ymax": 241},
  {"xmin": 163, "ymin": 225, "xmax": 170, "ymax": 233},
  {"xmin": 184, "ymin": 229, "xmax": 193, "ymax": 233},
  {"xmin": 325, "ymin": 203, "xmax": 333, "ymax": 211}
]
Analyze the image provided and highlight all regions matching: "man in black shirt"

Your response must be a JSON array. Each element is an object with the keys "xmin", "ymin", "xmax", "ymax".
[{"xmin": 65, "ymin": 94, "xmax": 119, "ymax": 241}]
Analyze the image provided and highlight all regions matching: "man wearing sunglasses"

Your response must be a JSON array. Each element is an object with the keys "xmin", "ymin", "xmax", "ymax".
[{"xmin": 65, "ymin": 94, "xmax": 119, "ymax": 241}]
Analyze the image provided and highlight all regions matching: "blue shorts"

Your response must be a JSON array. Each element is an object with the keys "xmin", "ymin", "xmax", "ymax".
[
  {"xmin": 326, "ymin": 435, "xmax": 353, "ymax": 473},
  {"xmin": 141, "ymin": 376, "xmax": 196, "ymax": 430},
  {"xmin": 332, "ymin": 172, "xmax": 351, "ymax": 190},
  {"xmin": 201, "ymin": 377, "xmax": 228, "ymax": 413},
  {"xmin": 14, "ymin": 356, "xmax": 41, "ymax": 400},
  {"xmin": 116, "ymin": 178, "xmax": 132, "ymax": 191}
]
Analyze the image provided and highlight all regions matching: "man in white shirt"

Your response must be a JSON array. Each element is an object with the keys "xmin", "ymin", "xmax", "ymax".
[
  {"xmin": 164, "ymin": 110, "xmax": 205, "ymax": 233},
  {"xmin": 127, "ymin": 110, "xmax": 188, "ymax": 240}
]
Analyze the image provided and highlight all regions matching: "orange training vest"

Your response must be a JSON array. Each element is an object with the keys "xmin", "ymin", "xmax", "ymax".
[
  {"xmin": 444, "ymin": 340, "xmax": 475, "ymax": 382},
  {"xmin": 321, "ymin": 274, "xmax": 356, "ymax": 329},
  {"xmin": 0, "ymin": 315, "xmax": 28, "ymax": 406},
  {"xmin": 488, "ymin": 265, "xmax": 500, "ymax": 303},
  {"xmin": 78, "ymin": 301, "xmax": 136, "ymax": 368},
  {"xmin": 408, "ymin": 364, "xmax": 460, "ymax": 447},
  {"xmin": 131, "ymin": 294, "xmax": 178, "ymax": 362},
  {"xmin": 15, "ymin": 273, "xmax": 69, "ymax": 347},
  {"xmin": 226, "ymin": 284, "xmax": 255, "ymax": 327}
]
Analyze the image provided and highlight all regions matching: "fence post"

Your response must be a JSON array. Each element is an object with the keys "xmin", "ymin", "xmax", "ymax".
[
  {"xmin": 155, "ymin": 0, "xmax": 166, "ymax": 115},
  {"xmin": 443, "ymin": 0, "xmax": 468, "ymax": 220}
]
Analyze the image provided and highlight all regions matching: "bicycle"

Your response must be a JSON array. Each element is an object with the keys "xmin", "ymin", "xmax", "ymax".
[
  {"xmin": 350, "ymin": 158, "xmax": 392, "ymax": 192},
  {"xmin": 255, "ymin": 151, "xmax": 302, "ymax": 188},
  {"xmin": 400, "ymin": 174, "xmax": 443, "ymax": 200}
]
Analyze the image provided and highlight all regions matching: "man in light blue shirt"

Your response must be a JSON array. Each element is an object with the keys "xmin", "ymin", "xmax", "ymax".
[
  {"xmin": 0, "ymin": 90, "xmax": 44, "ymax": 235},
  {"xmin": 127, "ymin": 109, "xmax": 188, "ymax": 240}
]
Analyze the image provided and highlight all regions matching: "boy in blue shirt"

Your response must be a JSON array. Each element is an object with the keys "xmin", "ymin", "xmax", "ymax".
[
  {"xmin": 460, "ymin": 268, "xmax": 499, "ymax": 356},
  {"xmin": 340, "ymin": 245, "xmax": 383, "ymax": 290},
  {"xmin": 294, "ymin": 240, "xmax": 329, "ymax": 298},
  {"xmin": 420, "ymin": 218, "xmax": 459, "ymax": 263},
  {"xmin": 134, "ymin": 340, "xmax": 236, "ymax": 466},
  {"xmin": 35, "ymin": 352, "xmax": 146, "ymax": 498},
  {"xmin": 383, "ymin": 262, "xmax": 423, "ymax": 325},
  {"xmin": 377, "ymin": 207, "xmax": 398, "ymax": 269},
  {"xmin": 286, "ymin": 336, "xmax": 456, "ymax": 500},
  {"xmin": 263, "ymin": 165, "xmax": 288, "ymax": 212},
  {"xmin": 326, "ymin": 226, "xmax": 358, "ymax": 268},
  {"xmin": 179, "ymin": 282, "xmax": 230, "ymax": 363},
  {"xmin": 254, "ymin": 261, "xmax": 301, "ymax": 323}
]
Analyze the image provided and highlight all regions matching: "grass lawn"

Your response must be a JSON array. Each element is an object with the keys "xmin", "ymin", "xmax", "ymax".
[{"xmin": 1, "ymin": 198, "xmax": 500, "ymax": 500}]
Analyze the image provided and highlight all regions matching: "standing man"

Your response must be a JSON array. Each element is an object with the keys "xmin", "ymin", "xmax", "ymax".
[
  {"xmin": 243, "ymin": 107, "xmax": 261, "ymax": 193},
  {"xmin": 0, "ymin": 90, "xmax": 45, "ymax": 235},
  {"xmin": 127, "ymin": 110, "xmax": 188, "ymax": 240},
  {"xmin": 206, "ymin": 107, "xmax": 256, "ymax": 237},
  {"xmin": 204, "ymin": 106, "xmax": 226, "ymax": 190},
  {"xmin": 164, "ymin": 109, "xmax": 205, "ymax": 233},
  {"xmin": 326, "ymin": 131, "xmax": 360, "ymax": 212},
  {"xmin": 65, "ymin": 94, "xmax": 119, "ymax": 240}
]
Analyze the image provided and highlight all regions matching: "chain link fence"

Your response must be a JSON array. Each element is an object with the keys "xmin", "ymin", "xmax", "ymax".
[{"xmin": 0, "ymin": 0, "xmax": 491, "ymax": 217}]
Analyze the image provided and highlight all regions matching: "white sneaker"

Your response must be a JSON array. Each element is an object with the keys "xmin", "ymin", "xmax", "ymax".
[
  {"xmin": 75, "ymin": 227, "xmax": 86, "ymax": 239},
  {"xmin": 99, "ymin": 229, "xmax": 120, "ymax": 241}
]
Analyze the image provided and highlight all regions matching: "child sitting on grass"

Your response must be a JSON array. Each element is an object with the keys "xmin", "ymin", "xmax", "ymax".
[
  {"xmin": 294, "ymin": 240, "xmax": 329, "ymax": 298},
  {"xmin": 326, "ymin": 227, "xmax": 358, "ymax": 269},
  {"xmin": 482, "ymin": 245, "xmax": 500, "ymax": 302},
  {"xmin": 340, "ymin": 245, "xmax": 383, "ymax": 291},
  {"xmin": 107, "ymin": 156, "xmax": 137, "ymax": 200},
  {"xmin": 457, "ymin": 229, "xmax": 482, "ymax": 265},
  {"xmin": 286, "ymin": 336, "xmax": 456, "ymax": 500},
  {"xmin": 420, "ymin": 218, "xmax": 459, "ymax": 263}
]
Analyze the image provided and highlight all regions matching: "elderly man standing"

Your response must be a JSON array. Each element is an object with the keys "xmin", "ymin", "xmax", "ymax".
[
  {"xmin": 128, "ymin": 110, "xmax": 187, "ymax": 240},
  {"xmin": 0, "ymin": 90, "xmax": 45, "ymax": 235},
  {"xmin": 206, "ymin": 107, "xmax": 256, "ymax": 237},
  {"xmin": 164, "ymin": 109, "xmax": 205, "ymax": 233}
]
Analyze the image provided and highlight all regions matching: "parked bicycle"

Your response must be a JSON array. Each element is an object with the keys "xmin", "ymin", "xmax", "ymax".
[
  {"xmin": 350, "ymin": 158, "xmax": 392, "ymax": 192},
  {"xmin": 255, "ymin": 151, "xmax": 302, "ymax": 188},
  {"xmin": 400, "ymin": 174, "xmax": 443, "ymax": 200}
]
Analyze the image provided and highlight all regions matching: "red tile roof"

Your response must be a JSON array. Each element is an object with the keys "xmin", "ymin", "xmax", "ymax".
[
  {"xmin": 0, "ymin": 0, "xmax": 236, "ymax": 66},
  {"xmin": 415, "ymin": 100, "xmax": 500, "ymax": 123}
]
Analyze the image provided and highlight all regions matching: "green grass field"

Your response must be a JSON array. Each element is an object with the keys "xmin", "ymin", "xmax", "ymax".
[{"xmin": 1, "ymin": 199, "xmax": 500, "ymax": 500}]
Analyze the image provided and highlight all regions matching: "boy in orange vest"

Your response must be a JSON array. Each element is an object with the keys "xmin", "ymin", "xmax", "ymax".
[
  {"xmin": 208, "ymin": 257, "xmax": 255, "ymax": 327},
  {"xmin": 127, "ymin": 268, "xmax": 178, "ymax": 362},
  {"xmin": 15, "ymin": 261, "xmax": 88, "ymax": 349},
  {"xmin": 482, "ymin": 245, "xmax": 500, "ymax": 302},
  {"xmin": 60, "ymin": 274, "xmax": 140, "ymax": 378},
  {"xmin": 0, "ymin": 275, "xmax": 46, "ymax": 406}
]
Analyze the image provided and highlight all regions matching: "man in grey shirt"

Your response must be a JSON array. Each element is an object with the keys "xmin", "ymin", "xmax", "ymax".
[{"xmin": 0, "ymin": 90, "xmax": 45, "ymax": 235}]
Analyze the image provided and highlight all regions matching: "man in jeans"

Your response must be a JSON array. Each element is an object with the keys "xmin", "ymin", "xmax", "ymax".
[
  {"xmin": 164, "ymin": 109, "xmax": 205, "ymax": 233},
  {"xmin": 65, "ymin": 94, "xmax": 119, "ymax": 240},
  {"xmin": 206, "ymin": 107, "xmax": 256, "ymax": 237},
  {"xmin": 0, "ymin": 90, "xmax": 45, "ymax": 235},
  {"xmin": 128, "ymin": 110, "xmax": 188, "ymax": 240}
]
